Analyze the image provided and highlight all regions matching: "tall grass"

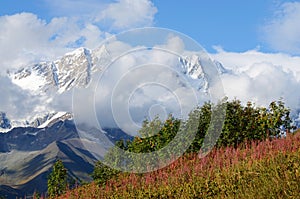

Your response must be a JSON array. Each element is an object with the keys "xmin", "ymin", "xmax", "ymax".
[{"xmin": 58, "ymin": 132, "xmax": 300, "ymax": 199}]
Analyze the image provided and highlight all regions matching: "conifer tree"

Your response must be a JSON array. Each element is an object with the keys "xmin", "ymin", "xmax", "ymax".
[{"xmin": 47, "ymin": 159, "xmax": 68, "ymax": 198}]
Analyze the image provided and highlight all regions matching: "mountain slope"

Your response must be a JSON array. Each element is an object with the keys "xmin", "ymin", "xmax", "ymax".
[
  {"xmin": 0, "ymin": 139, "xmax": 97, "ymax": 198},
  {"xmin": 0, "ymin": 120, "xmax": 98, "ymax": 198},
  {"xmin": 0, "ymin": 118, "xmax": 133, "ymax": 198}
]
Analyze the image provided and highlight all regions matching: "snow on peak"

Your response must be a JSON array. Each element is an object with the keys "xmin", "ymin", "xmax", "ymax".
[
  {"xmin": 4, "ymin": 45, "xmax": 229, "ymax": 132},
  {"xmin": 179, "ymin": 55, "xmax": 204, "ymax": 79},
  {"xmin": 178, "ymin": 54, "xmax": 228, "ymax": 92},
  {"xmin": 38, "ymin": 112, "xmax": 72, "ymax": 128},
  {"xmin": 0, "ymin": 111, "xmax": 73, "ymax": 133},
  {"xmin": 64, "ymin": 47, "xmax": 90, "ymax": 57},
  {"xmin": 8, "ymin": 46, "xmax": 109, "ymax": 95},
  {"xmin": 10, "ymin": 66, "xmax": 47, "ymax": 92}
]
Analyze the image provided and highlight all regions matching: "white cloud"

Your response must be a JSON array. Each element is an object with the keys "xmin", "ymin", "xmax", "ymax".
[
  {"xmin": 43, "ymin": 0, "xmax": 158, "ymax": 31},
  {"xmin": 0, "ymin": 0, "xmax": 157, "ymax": 72},
  {"xmin": 212, "ymin": 48, "xmax": 300, "ymax": 80},
  {"xmin": 0, "ymin": 76, "xmax": 45, "ymax": 120},
  {"xmin": 0, "ymin": 13, "xmax": 105, "ymax": 72},
  {"xmin": 70, "ymin": 36, "xmax": 201, "ymax": 133},
  {"xmin": 97, "ymin": 0, "xmax": 157, "ymax": 30},
  {"xmin": 262, "ymin": 2, "xmax": 300, "ymax": 54},
  {"xmin": 44, "ymin": 0, "xmax": 158, "ymax": 30},
  {"xmin": 211, "ymin": 49, "xmax": 300, "ymax": 116}
]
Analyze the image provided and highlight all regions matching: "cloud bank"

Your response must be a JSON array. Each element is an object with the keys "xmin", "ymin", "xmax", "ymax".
[
  {"xmin": 0, "ymin": 77, "xmax": 46, "ymax": 121},
  {"xmin": 211, "ymin": 49, "xmax": 300, "ymax": 116},
  {"xmin": 72, "ymin": 36, "xmax": 203, "ymax": 133}
]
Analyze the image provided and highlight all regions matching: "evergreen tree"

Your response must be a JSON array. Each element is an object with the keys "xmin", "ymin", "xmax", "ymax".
[{"xmin": 47, "ymin": 159, "xmax": 68, "ymax": 198}]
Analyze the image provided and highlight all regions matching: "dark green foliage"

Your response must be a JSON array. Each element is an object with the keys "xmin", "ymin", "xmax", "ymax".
[
  {"xmin": 91, "ymin": 161, "xmax": 120, "ymax": 186},
  {"xmin": 92, "ymin": 98, "xmax": 294, "ymax": 185},
  {"xmin": 128, "ymin": 115, "xmax": 180, "ymax": 153},
  {"xmin": 33, "ymin": 191, "xmax": 41, "ymax": 199},
  {"xmin": 47, "ymin": 159, "xmax": 68, "ymax": 198},
  {"xmin": 188, "ymin": 99, "xmax": 294, "ymax": 150},
  {"xmin": 93, "ymin": 115, "xmax": 182, "ymax": 176},
  {"xmin": 186, "ymin": 102, "xmax": 212, "ymax": 152}
]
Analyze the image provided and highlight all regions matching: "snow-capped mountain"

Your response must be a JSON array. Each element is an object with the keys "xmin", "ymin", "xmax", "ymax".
[
  {"xmin": 1, "ymin": 45, "xmax": 227, "ymax": 132},
  {"xmin": 8, "ymin": 45, "xmax": 110, "ymax": 95},
  {"xmin": 1, "ymin": 46, "xmax": 111, "ymax": 132},
  {"xmin": 0, "ymin": 111, "xmax": 72, "ymax": 133},
  {"xmin": 32, "ymin": 112, "xmax": 72, "ymax": 128},
  {"xmin": 179, "ymin": 55, "xmax": 228, "ymax": 91},
  {"xmin": 9, "ymin": 45, "xmax": 226, "ymax": 96}
]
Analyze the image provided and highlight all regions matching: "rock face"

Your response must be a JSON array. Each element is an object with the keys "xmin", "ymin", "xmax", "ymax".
[
  {"xmin": 0, "ymin": 112, "xmax": 11, "ymax": 130},
  {"xmin": 0, "ymin": 120, "xmax": 78, "ymax": 152}
]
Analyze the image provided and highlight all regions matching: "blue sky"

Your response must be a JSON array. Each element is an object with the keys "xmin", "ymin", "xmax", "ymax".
[
  {"xmin": 153, "ymin": 0, "xmax": 275, "ymax": 52},
  {"xmin": 0, "ymin": 0, "xmax": 298, "ymax": 54}
]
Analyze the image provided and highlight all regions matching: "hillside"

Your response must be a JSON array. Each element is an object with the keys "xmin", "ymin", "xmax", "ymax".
[{"xmin": 59, "ymin": 131, "xmax": 300, "ymax": 199}]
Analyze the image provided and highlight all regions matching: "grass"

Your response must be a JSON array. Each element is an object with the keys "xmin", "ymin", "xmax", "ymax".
[{"xmin": 57, "ymin": 132, "xmax": 300, "ymax": 199}]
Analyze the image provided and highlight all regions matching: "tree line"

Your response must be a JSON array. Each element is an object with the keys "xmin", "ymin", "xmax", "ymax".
[{"xmin": 47, "ymin": 98, "xmax": 295, "ymax": 197}]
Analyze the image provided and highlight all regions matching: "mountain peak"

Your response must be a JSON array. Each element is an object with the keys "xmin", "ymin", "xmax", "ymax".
[
  {"xmin": 64, "ymin": 47, "xmax": 90, "ymax": 57},
  {"xmin": 9, "ymin": 45, "xmax": 113, "ymax": 95}
]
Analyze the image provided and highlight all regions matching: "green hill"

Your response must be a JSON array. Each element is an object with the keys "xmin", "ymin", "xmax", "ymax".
[{"xmin": 59, "ymin": 131, "xmax": 300, "ymax": 199}]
